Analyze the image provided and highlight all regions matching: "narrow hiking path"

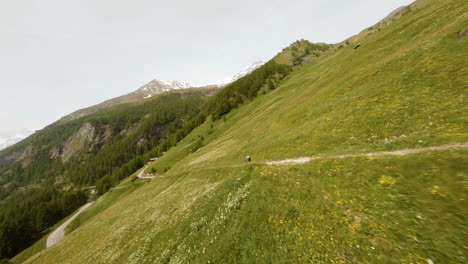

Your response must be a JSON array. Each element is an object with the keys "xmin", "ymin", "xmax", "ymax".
[
  {"xmin": 266, "ymin": 142, "xmax": 468, "ymax": 165},
  {"xmin": 46, "ymin": 202, "xmax": 94, "ymax": 248},
  {"xmin": 158, "ymin": 143, "xmax": 468, "ymax": 176}
]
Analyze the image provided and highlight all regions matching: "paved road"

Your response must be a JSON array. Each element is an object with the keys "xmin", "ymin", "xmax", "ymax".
[{"xmin": 46, "ymin": 202, "xmax": 94, "ymax": 248}]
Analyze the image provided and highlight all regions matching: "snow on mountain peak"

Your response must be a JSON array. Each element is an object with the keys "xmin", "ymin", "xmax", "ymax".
[
  {"xmin": 0, "ymin": 129, "xmax": 33, "ymax": 150},
  {"xmin": 234, "ymin": 60, "xmax": 267, "ymax": 79},
  {"xmin": 138, "ymin": 60, "xmax": 267, "ymax": 99},
  {"xmin": 137, "ymin": 79, "xmax": 197, "ymax": 99},
  {"xmin": 213, "ymin": 60, "xmax": 267, "ymax": 86},
  {"xmin": 162, "ymin": 80, "xmax": 194, "ymax": 89}
]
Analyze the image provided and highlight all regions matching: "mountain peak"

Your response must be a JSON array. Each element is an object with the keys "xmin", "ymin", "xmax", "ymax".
[
  {"xmin": 137, "ymin": 79, "xmax": 199, "ymax": 99},
  {"xmin": 137, "ymin": 80, "xmax": 176, "ymax": 99},
  {"xmin": 161, "ymin": 80, "xmax": 194, "ymax": 89},
  {"xmin": 139, "ymin": 61, "xmax": 267, "ymax": 99},
  {"xmin": 59, "ymin": 61, "xmax": 269, "ymax": 124}
]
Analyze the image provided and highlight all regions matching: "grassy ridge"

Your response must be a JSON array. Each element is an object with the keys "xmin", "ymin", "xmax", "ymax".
[{"xmin": 153, "ymin": 0, "xmax": 467, "ymax": 172}]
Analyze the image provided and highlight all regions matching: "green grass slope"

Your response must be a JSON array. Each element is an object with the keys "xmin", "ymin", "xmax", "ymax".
[
  {"xmin": 9, "ymin": 171, "xmax": 150, "ymax": 264},
  {"xmin": 22, "ymin": 0, "xmax": 467, "ymax": 263},
  {"xmin": 173, "ymin": 0, "xmax": 467, "ymax": 169},
  {"xmin": 0, "ymin": 90, "xmax": 211, "ymax": 261}
]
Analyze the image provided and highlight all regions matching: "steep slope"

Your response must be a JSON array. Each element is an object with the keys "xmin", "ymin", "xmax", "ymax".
[
  {"xmin": 18, "ymin": 0, "xmax": 468, "ymax": 263},
  {"xmin": 0, "ymin": 88, "xmax": 213, "ymax": 260}
]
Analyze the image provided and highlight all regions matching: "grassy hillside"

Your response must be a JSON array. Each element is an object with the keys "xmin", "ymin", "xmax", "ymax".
[
  {"xmin": 9, "ymin": 171, "xmax": 150, "ymax": 264},
  {"xmin": 148, "ymin": 0, "xmax": 467, "ymax": 172},
  {"xmin": 0, "ymin": 89, "xmax": 212, "ymax": 260},
  {"xmin": 24, "ymin": 152, "xmax": 466, "ymax": 264},
  {"xmin": 18, "ymin": 0, "xmax": 467, "ymax": 263}
]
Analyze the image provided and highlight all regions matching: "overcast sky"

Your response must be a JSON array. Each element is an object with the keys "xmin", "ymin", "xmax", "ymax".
[{"xmin": 0, "ymin": 0, "xmax": 414, "ymax": 133}]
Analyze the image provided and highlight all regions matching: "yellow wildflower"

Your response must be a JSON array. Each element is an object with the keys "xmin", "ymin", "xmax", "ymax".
[
  {"xmin": 378, "ymin": 175, "xmax": 397, "ymax": 185},
  {"xmin": 431, "ymin": 185, "xmax": 442, "ymax": 195}
]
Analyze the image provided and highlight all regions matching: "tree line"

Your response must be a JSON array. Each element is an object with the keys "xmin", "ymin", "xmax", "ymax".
[{"xmin": 0, "ymin": 183, "xmax": 87, "ymax": 259}]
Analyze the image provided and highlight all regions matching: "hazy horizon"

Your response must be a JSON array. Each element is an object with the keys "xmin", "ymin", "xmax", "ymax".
[{"xmin": 0, "ymin": 0, "xmax": 414, "ymax": 132}]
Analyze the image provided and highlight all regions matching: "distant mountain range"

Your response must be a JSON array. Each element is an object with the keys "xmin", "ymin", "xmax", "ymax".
[
  {"xmin": 0, "ymin": 129, "xmax": 32, "ymax": 150},
  {"xmin": 59, "ymin": 61, "xmax": 266, "ymax": 123}
]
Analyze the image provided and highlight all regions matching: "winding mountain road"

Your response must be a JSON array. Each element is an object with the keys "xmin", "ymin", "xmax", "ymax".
[{"xmin": 46, "ymin": 202, "xmax": 94, "ymax": 248}]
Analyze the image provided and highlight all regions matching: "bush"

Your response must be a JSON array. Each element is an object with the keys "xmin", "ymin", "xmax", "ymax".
[{"xmin": 268, "ymin": 79, "xmax": 276, "ymax": 90}]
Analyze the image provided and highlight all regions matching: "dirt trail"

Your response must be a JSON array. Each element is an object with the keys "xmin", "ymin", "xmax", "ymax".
[
  {"xmin": 162, "ymin": 143, "xmax": 468, "ymax": 177},
  {"xmin": 112, "ymin": 185, "xmax": 132, "ymax": 190},
  {"xmin": 266, "ymin": 143, "xmax": 468, "ymax": 165},
  {"xmin": 46, "ymin": 202, "xmax": 94, "ymax": 248},
  {"xmin": 137, "ymin": 165, "xmax": 157, "ymax": 179}
]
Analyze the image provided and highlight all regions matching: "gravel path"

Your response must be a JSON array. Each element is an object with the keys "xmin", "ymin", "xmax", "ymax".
[
  {"xmin": 46, "ymin": 202, "xmax": 94, "ymax": 248},
  {"xmin": 266, "ymin": 143, "xmax": 468, "ymax": 165},
  {"xmin": 137, "ymin": 165, "xmax": 157, "ymax": 179}
]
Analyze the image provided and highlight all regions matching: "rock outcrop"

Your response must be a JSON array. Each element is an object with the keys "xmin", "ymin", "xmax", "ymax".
[
  {"xmin": 60, "ymin": 123, "xmax": 96, "ymax": 162},
  {"xmin": 57, "ymin": 123, "xmax": 112, "ymax": 162}
]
